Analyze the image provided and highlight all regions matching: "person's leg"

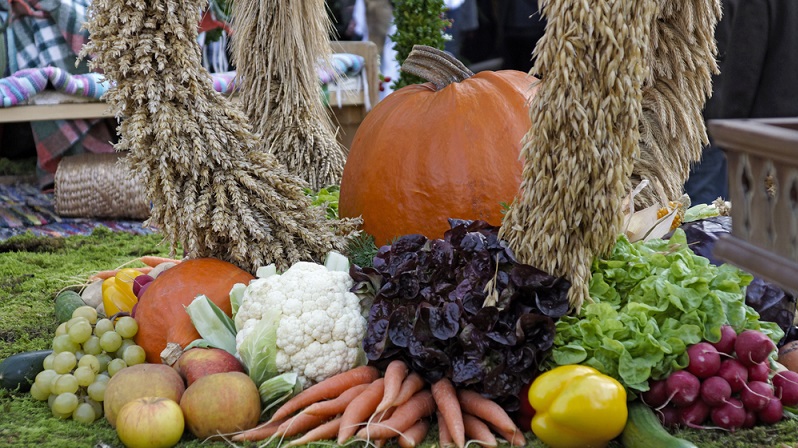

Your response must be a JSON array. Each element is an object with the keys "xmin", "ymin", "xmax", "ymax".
[{"xmin": 683, "ymin": 143, "xmax": 729, "ymax": 205}]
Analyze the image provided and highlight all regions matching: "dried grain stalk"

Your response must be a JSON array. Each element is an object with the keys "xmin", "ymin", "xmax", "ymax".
[
  {"xmin": 230, "ymin": 0, "xmax": 346, "ymax": 191},
  {"xmin": 82, "ymin": 0, "xmax": 359, "ymax": 273},
  {"xmin": 499, "ymin": 0, "xmax": 657, "ymax": 309},
  {"xmin": 634, "ymin": 0, "xmax": 722, "ymax": 206}
]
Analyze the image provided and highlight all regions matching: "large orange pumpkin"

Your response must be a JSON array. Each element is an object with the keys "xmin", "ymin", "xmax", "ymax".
[
  {"xmin": 339, "ymin": 45, "xmax": 539, "ymax": 246},
  {"xmin": 134, "ymin": 258, "xmax": 254, "ymax": 364}
]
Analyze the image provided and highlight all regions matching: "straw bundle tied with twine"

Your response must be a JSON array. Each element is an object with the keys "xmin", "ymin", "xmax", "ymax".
[
  {"xmin": 499, "ymin": 0, "xmax": 720, "ymax": 310},
  {"xmin": 231, "ymin": 0, "xmax": 347, "ymax": 191},
  {"xmin": 81, "ymin": 0, "xmax": 359, "ymax": 273}
]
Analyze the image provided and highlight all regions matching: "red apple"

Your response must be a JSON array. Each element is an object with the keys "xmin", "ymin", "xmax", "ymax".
[
  {"xmin": 180, "ymin": 371, "xmax": 261, "ymax": 439},
  {"xmin": 116, "ymin": 396, "xmax": 185, "ymax": 448},
  {"xmin": 173, "ymin": 348, "xmax": 246, "ymax": 386}
]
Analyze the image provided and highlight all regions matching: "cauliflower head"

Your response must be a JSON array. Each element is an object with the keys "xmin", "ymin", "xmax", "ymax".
[{"xmin": 234, "ymin": 261, "xmax": 367, "ymax": 387}]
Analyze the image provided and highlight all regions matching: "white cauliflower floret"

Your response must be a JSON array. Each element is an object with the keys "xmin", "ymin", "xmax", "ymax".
[{"xmin": 234, "ymin": 260, "xmax": 367, "ymax": 387}]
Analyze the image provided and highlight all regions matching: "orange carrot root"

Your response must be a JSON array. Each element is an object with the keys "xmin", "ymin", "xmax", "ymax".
[
  {"xmin": 337, "ymin": 378, "xmax": 385, "ymax": 444},
  {"xmin": 285, "ymin": 416, "xmax": 342, "ymax": 447},
  {"xmin": 354, "ymin": 390, "xmax": 436, "ymax": 440},
  {"xmin": 276, "ymin": 413, "xmax": 330, "ymax": 438},
  {"xmin": 89, "ymin": 266, "xmax": 153, "ymax": 281},
  {"xmin": 457, "ymin": 389, "xmax": 519, "ymax": 436},
  {"xmin": 463, "ymin": 413, "xmax": 498, "ymax": 448},
  {"xmin": 398, "ymin": 419, "xmax": 430, "ymax": 448},
  {"xmin": 270, "ymin": 365, "xmax": 380, "ymax": 423},
  {"xmin": 139, "ymin": 256, "xmax": 183, "ymax": 267},
  {"xmin": 392, "ymin": 371, "xmax": 426, "ymax": 407},
  {"xmin": 438, "ymin": 410, "xmax": 455, "ymax": 448},
  {"xmin": 491, "ymin": 425, "xmax": 527, "ymax": 447},
  {"xmin": 303, "ymin": 383, "xmax": 370, "ymax": 417},
  {"xmin": 230, "ymin": 419, "xmax": 285, "ymax": 442},
  {"xmin": 376, "ymin": 359, "xmax": 409, "ymax": 413},
  {"xmin": 432, "ymin": 378, "xmax": 465, "ymax": 448}
]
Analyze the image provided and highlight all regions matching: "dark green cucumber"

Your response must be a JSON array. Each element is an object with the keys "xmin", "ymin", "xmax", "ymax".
[
  {"xmin": 0, "ymin": 349, "xmax": 53, "ymax": 392},
  {"xmin": 621, "ymin": 401, "xmax": 698, "ymax": 448}
]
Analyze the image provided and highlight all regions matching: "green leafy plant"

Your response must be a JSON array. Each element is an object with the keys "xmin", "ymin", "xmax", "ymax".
[
  {"xmin": 391, "ymin": 0, "xmax": 450, "ymax": 89},
  {"xmin": 548, "ymin": 229, "xmax": 784, "ymax": 393},
  {"xmin": 304, "ymin": 186, "xmax": 341, "ymax": 219}
]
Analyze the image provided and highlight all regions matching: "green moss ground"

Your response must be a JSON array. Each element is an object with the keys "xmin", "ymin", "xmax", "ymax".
[{"xmin": 1, "ymin": 229, "xmax": 797, "ymax": 447}]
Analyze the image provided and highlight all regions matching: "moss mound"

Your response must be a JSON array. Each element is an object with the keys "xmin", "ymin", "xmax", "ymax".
[{"xmin": 1, "ymin": 229, "xmax": 797, "ymax": 447}]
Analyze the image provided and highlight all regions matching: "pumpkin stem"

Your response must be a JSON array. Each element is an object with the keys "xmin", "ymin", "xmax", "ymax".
[
  {"xmin": 401, "ymin": 45, "xmax": 475, "ymax": 90},
  {"xmin": 161, "ymin": 342, "xmax": 183, "ymax": 366}
]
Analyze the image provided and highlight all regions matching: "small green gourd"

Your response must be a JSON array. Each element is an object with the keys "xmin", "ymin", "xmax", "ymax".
[{"xmin": 54, "ymin": 290, "xmax": 85, "ymax": 323}]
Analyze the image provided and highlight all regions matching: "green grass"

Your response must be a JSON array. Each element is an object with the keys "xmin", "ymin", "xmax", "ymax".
[{"xmin": 1, "ymin": 229, "xmax": 798, "ymax": 447}]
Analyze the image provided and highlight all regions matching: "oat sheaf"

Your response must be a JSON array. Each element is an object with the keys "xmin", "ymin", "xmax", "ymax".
[{"xmin": 499, "ymin": 0, "xmax": 658, "ymax": 310}]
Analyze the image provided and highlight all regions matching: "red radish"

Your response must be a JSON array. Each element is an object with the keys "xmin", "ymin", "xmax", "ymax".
[
  {"xmin": 742, "ymin": 409, "xmax": 757, "ymax": 428},
  {"xmin": 748, "ymin": 362, "xmax": 770, "ymax": 383},
  {"xmin": 665, "ymin": 370, "xmax": 701, "ymax": 407},
  {"xmin": 642, "ymin": 379, "xmax": 668, "ymax": 408},
  {"xmin": 133, "ymin": 274, "xmax": 155, "ymax": 297},
  {"xmin": 679, "ymin": 400, "xmax": 710, "ymax": 429},
  {"xmin": 135, "ymin": 281, "xmax": 152, "ymax": 300},
  {"xmin": 712, "ymin": 325, "xmax": 737, "ymax": 355},
  {"xmin": 734, "ymin": 330, "xmax": 776, "ymax": 366},
  {"xmin": 757, "ymin": 397, "xmax": 784, "ymax": 425},
  {"xmin": 686, "ymin": 342, "xmax": 721, "ymax": 379},
  {"xmin": 710, "ymin": 398, "xmax": 746, "ymax": 431},
  {"xmin": 657, "ymin": 405, "xmax": 682, "ymax": 428},
  {"xmin": 717, "ymin": 359, "xmax": 749, "ymax": 393},
  {"xmin": 772, "ymin": 370, "xmax": 798, "ymax": 406},
  {"xmin": 700, "ymin": 376, "xmax": 732, "ymax": 407},
  {"xmin": 740, "ymin": 381, "xmax": 774, "ymax": 412}
]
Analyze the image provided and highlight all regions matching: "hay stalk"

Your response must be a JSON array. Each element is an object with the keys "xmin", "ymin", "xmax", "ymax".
[
  {"xmin": 82, "ymin": 0, "xmax": 359, "ymax": 273},
  {"xmin": 231, "ymin": 0, "xmax": 346, "ymax": 190}
]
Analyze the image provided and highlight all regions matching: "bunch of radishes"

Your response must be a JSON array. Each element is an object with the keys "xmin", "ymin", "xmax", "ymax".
[{"xmin": 642, "ymin": 325, "xmax": 798, "ymax": 431}]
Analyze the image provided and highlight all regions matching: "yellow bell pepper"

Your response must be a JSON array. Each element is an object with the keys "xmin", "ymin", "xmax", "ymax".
[
  {"xmin": 528, "ymin": 365, "xmax": 628, "ymax": 448},
  {"xmin": 102, "ymin": 268, "xmax": 142, "ymax": 316}
]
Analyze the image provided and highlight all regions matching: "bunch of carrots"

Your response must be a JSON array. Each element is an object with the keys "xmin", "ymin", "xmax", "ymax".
[
  {"xmin": 88, "ymin": 256, "xmax": 183, "ymax": 281},
  {"xmin": 231, "ymin": 362, "xmax": 527, "ymax": 448}
]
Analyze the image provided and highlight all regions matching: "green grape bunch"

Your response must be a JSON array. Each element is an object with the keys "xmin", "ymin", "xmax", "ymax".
[{"xmin": 29, "ymin": 307, "xmax": 146, "ymax": 424}]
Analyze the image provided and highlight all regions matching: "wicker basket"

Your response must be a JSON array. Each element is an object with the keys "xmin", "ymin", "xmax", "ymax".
[
  {"xmin": 54, "ymin": 152, "xmax": 150, "ymax": 220},
  {"xmin": 709, "ymin": 117, "xmax": 798, "ymax": 292}
]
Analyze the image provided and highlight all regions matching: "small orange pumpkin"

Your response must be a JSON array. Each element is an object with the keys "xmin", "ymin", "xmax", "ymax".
[
  {"xmin": 134, "ymin": 258, "xmax": 254, "ymax": 364},
  {"xmin": 339, "ymin": 45, "xmax": 539, "ymax": 246}
]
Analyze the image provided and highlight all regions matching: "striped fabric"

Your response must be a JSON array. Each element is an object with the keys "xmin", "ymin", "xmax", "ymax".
[
  {"xmin": 0, "ymin": 53, "xmax": 366, "ymax": 106},
  {"xmin": 0, "ymin": 67, "xmax": 108, "ymax": 106}
]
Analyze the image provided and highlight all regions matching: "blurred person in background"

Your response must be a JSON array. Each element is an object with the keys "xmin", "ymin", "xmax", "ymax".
[
  {"xmin": 327, "ymin": 0, "xmax": 361, "ymax": 41},
  {"xmin": 444, "ymin": 0, "xmax": 479, "ymax": 60},
  {"xmin": 685, "ymin": 0, "xmax": 798, "ymax": 205},
  {"xmin": 497, "ymin": 0, "xmax": 545, "ymax": 73}
]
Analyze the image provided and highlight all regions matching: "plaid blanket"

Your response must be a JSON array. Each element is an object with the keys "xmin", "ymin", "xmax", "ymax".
[{"xmin": 1, "ymin": 0, "xmax": 111, "ymax": 188}]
